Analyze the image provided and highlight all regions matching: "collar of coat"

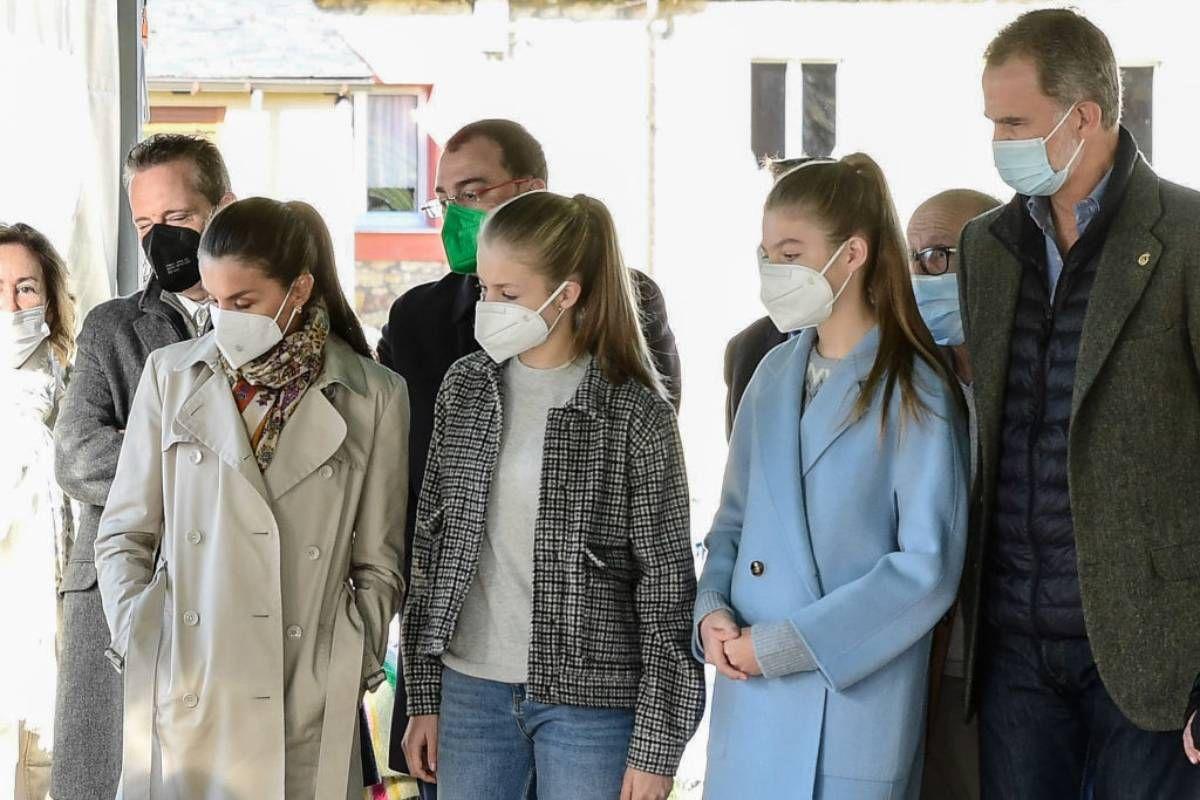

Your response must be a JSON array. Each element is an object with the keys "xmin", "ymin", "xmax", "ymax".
[
  {"xmin": 457, "ymin": 349, "xmax": 618, "ymax": 421},
  {"xmin": 166, "ymin": 330, "xmax": 370, "ymax": 398},
  {"xmin": 988, "ymin": 125, "xmax": 1141, "ymax": 261}
]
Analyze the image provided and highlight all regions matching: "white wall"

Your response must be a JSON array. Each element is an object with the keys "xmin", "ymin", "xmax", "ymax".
[
  {"xmin": 334, "ymin": 0, "xmax": 1200, "ymax": 553},
  {"xmin": 0, "ymin": 0, "xmax": 121, "ymax": 318}
]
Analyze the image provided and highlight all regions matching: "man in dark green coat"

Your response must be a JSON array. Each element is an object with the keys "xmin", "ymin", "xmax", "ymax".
[{"xmin": 959, "ymin": 9, "xmax": 1200, "ymax": 798}]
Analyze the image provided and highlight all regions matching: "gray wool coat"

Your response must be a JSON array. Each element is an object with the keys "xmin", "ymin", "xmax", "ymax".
[{"xmin": 51, "ymin": 279, "xmax": 190, "ymax": 800}]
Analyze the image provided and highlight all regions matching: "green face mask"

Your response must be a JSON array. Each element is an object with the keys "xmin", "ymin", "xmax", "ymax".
[{"xmin": 441, "ymin": 204, "xmax": 488, "ymax": 275}]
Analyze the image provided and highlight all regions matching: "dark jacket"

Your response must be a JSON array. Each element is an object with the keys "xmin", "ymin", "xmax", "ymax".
[
  {"xmin": 959, "ymin": 129, "xmax": 1200, "ymax": 730},
  {"xmin": 722, "ymin": 315, "xmax": 786, "ymax": 439},
  {"xmin": 984, "ymin": 132, "xmax": 1137, "ymax": 640},
  {"xmin": 380, "ymin": 269, "xmax": 681, "ymax": 771},
  {"xmin": 401, "ymin": 351, "xmax": 704, "ymax": 775},
  {"xmin": 50, "ymin": 279, "xmax": 188, "ymax": 799}
]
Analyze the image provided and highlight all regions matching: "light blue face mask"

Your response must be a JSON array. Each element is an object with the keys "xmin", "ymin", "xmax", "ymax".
[
  {"xmin": 911, "ymin": 272, "xmax": 964, "ymax": 347},
  {"xmin": 992, "ymin": 105, "xmax": 1084, "ymax": 197}
]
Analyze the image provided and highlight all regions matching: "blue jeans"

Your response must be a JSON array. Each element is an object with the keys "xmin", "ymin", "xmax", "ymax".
[
  {"xmin": 437, "ymin": 667, "xmax": 634, "ymax": 800},
  {"xmin": 979, "ymin": 628, "xmax": 1198, "ymax": 800}
]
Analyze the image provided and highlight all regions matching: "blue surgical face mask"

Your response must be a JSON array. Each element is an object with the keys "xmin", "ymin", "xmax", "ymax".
[
  {"xmin": 911, "ymin": 272, "xmax": 964, "ymax": 347},
  {"xmin": 992, "ymin": 105, "xmax": 1084, "ymax": 197}
]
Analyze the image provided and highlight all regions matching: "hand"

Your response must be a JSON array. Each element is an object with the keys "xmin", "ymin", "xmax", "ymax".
[
  {"xmin": 723, "ymin": 627, "xmax": 763, "ymax": 677},
  {"xmin": 1184, "ymin": 712, "xmax": 1199, "ymax": 765},
  {"xmin": 700, "ymin": 609, "xmax": 747, "ymax": 681},
  {"xmin": 402, "ymin": 714, "xmax": 439, "ymax": 783},
  {"xmin": 619, "ymin": 767, "xmax": 673, "ymax": 800}
]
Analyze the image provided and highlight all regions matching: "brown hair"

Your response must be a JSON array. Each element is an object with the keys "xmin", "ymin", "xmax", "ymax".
[
  {"xmin": 124, "ymin": 133, "xmax": 233, "ymax": 206},
  {"xmin": 765, "ymin": 154, "xmax": 959, "ymax": 427},
  {"xmin": 0, "ymin": 222, "xmax": 76, "ymax": 365},
  {"xmin": 445, "ymin": 119, "xmax": 549, "ymax": 182},
  {"xmin": 199, "ymin": 198, "xmax": 371, "ymax": 358},
  {"xmin": 986, "ymin": 8, "xmax": 1121, "ymax": 129},
  {"xmin": 479, "ymin": 191, "xmax": 664, "ymax": 398}
]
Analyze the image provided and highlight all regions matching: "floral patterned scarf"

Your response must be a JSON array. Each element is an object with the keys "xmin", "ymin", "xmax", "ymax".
[{"xmin": 222, "ymin": 300, "xmax": 329, "ymax": 473}]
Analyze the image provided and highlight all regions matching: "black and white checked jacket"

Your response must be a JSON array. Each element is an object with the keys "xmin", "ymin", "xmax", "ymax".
[{"xmin": 401, "ymin": 351, "xmax": 704, "ymax": 776}]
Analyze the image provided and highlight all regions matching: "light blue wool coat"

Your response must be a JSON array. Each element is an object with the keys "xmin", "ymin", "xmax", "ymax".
[{"xmin": 696, "ymin": 327, "xmax": 968, "ymax": 800}]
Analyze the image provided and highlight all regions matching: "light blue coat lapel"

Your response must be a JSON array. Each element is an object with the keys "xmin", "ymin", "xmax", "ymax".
[
  {"xmin": 753, "ymin": 332, "xmax": 819, "ymax": 600},
  {"xmin": 799, "ymin": 327, "xmax": 879, "ymax": 476}
]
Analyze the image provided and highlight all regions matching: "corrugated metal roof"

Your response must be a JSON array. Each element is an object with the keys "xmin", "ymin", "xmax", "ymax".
[{"xmin": 147, "ymin": 0, "xmax": 373, "ymax": 81}]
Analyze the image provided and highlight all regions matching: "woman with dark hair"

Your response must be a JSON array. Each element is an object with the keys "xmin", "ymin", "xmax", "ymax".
[
  {"xmin": 695, "ymin": 155, "xmax": 969, "ymax": 799},
  {"xmin": 0, "ymin": 222, "xmax": 76, "ymax": 800},
  {"xmin": 94, "ymin": 197, "xmax": 409, "ymax": 799}
]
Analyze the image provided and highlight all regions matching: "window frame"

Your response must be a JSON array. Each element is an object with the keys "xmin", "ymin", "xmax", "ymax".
[
  {"xmin": 355, "ymin": 87, "xmax": 430, "ymax": 233},
  {"xmin": 1119, "ymin": 63, "xmax": 1155, "ymax": 164},
  {"xmin": 750, "ymin": 60, "xmax": 789, "ymax": 164}
]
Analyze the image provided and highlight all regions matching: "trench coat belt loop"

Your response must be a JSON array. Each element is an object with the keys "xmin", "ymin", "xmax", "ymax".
[
  {"xmin": 314, "ymin": 580, "xmax": 367, "ymax": 799},
  {"xmin": 121, "ymin": 563, "xmax": 169, "ymax": 800}
]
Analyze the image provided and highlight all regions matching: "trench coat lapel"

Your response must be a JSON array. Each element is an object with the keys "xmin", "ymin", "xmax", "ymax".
[
  {"xmin": 263, "ymin": 338, "xmax": 365, "ymax": 501},
  {"xmin": 170, "ymin": 338, "xmax": 269, "ymax": 503},
  {"xmin": 263, "ymin": 388, "xmax": 347, "ymax": 501}
]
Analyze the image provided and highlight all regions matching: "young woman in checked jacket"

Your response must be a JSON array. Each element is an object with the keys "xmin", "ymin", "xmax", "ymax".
[{"xmin": 401, "ymin": 190, "xmax": 704, "ymax": 800}]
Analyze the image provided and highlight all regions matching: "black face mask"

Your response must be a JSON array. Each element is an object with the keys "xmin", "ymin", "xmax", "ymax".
[{"xmin": 141, "ymin": 224, "xmax": 202, "ymax": 293}]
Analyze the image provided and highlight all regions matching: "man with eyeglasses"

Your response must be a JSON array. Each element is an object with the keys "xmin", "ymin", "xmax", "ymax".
[
  {"xmin": 906, "ymin": 188, "xmax": 1000, "ymax": 800},
  {"xmin": 377, "ymin": 118, "xmax": 680, "ymax": 800}
]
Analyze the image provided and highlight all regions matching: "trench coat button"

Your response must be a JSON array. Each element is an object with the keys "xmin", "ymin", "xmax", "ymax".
[
  {"xmin": 189, "ymin": 450, "xmax": 203, "ymax": 465},
  {"xmin": 182, "ymin": 610, "xmax": 200, "ymax": 627},
  {"xmin": 182, "ymin": 692, "xmax": 199, "ymax": 708},
  {"xmin": 319, "ymin": 464, "xmax": 334, "ymax": 479},
  {"xmin": 186, "ymin": 530, "xmax": 202, "ymax": 545},
  {"xmin": 306, "ymin": 546, "xmax": 321, "ymax": 561},
  {"xmin": 287, "ymin": 624, "xmax": 303, "ymax": 640},
  {"xmin": 750, "ymin": 560, "xmax": 765, "ymax": 577},
  {"xmin": 1138, "ymin": 252, "xmax": 1151, "ymax": 267}
]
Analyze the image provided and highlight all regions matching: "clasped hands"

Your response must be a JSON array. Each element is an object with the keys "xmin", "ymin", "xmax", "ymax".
[{"xmin": 699, "ymin": 609, "xmax": 762, "ymax": 680}]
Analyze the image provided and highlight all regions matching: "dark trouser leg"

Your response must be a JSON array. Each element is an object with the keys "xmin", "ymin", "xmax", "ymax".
[
  {"xmin": 1076, "ymin": 641, "xmax": 1200, "ymax": 800},
  {"xmin": 921, "ymin": 676, "xmax": 980, "ymax": 800},
  {"xmin": 978, "ymin": 628, "xmax": 1087, "ymax": 800}
]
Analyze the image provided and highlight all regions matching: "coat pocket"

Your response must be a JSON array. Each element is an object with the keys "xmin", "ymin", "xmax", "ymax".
[
  {"xmin": 1151, "ymin": 542, "xmax": 1200, "ymax": 582},
  {"xmin": 59, "ymin": 560, "xmax": 98, "ymax": 595},
  {"xmin": 578, "ymin": 544, "xmax": 641, "ymax": 667}
]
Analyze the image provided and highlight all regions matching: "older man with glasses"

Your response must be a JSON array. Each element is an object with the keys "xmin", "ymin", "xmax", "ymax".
[{"xmin": 903, "ymin": 188, "xmax": 1001, "ymax": 800}]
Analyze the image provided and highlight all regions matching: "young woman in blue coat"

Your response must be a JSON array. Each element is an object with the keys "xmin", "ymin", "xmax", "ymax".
[{"xmin": 696, "ymin": 154, "xmax": 969, "ymax": 800}]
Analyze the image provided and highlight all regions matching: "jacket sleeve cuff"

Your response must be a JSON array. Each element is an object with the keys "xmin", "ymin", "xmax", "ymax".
[
  {"xmin": 751, "ymin": 620, "xmax": 816, "ymax": 679},
  {"xmin": 692, "ymin": 590, "xmax": 734, "ymax": 661},
  {"xmin": 625, "ymin": 733, "xmax": 686, "ymax": 777},
  {"xmin": 403, "ymin": 657, "xmax": 443, "ymax": 717},
  {"xmin": 362, "ymin": 669, "xmax": 386, "ymax": 693}
]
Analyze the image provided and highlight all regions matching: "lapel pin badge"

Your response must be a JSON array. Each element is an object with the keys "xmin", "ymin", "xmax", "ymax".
[{"xmin": 1137, "ymin": 252, "xmax": 1151, "ymax": 267}]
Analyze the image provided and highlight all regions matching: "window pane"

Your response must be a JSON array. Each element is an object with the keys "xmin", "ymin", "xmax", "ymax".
[
  {"xmin": 802, "ymin": 63, "xmax": 837, "ymax": 158},
  {"xmin": 367, "ymin": 95, "xmax": 419, "ymax": 212},
  {"xmin": 751, "ymin": 62, "xmax": 786, "ymax": 163},
  {"xmin": 1121, "ymin": 66, "xmax": 1153, "ymax": 164}
]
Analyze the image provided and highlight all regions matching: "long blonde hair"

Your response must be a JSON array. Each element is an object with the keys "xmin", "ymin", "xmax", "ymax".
[{"xmin": 480, "ymin": 191, "xmax": 665, "ymax": 398}]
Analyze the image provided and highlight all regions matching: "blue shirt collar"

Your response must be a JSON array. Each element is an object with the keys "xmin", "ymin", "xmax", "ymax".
[{"xmin": 1026, "ymin": 166, "xmax": 1113, "ymax": 237}]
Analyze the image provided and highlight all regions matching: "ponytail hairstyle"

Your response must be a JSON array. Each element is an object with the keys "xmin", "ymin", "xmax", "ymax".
[
  {"xmin": 479, "ymin": 191, "xmax": 666, "ymax": 398},
  {"xmin": 199, "ymin": 197, "xmax": 371, "ymax": 358},
  {"xmin": 765, "ymin": 153, "xmax": 960, "ymax": 427}
]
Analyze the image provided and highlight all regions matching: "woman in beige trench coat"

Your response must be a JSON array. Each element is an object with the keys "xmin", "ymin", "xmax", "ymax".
[{"xmin": 95, "ymin": 198, "xmax": 408, "ymax": 800}]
